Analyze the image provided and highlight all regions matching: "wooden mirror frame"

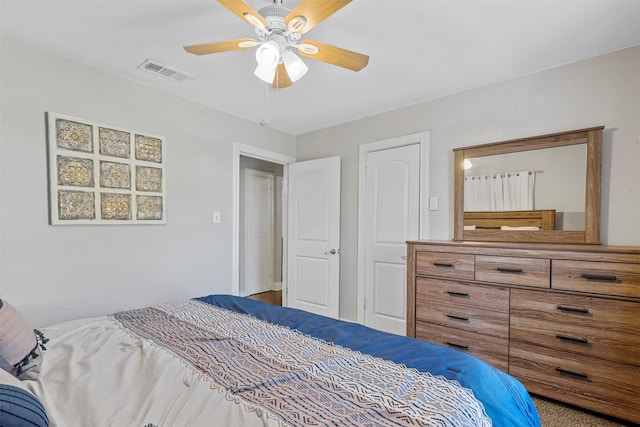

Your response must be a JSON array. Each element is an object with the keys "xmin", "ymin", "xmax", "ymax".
[{"xmin": 453, "ymin": 126, "xmax": 603, "ymax": 244}]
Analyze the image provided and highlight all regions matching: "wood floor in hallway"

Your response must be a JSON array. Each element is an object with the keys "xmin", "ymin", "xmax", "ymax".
[{"xmin": 247, "ymin": 290, "xmax": 282, "ymax": 306}]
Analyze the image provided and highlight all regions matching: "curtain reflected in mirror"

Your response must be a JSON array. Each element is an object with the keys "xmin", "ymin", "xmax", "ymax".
[
  {"xmin": 464, "ymin": 145, "xmax": 587, "ymax": 231},
  {"xmin": 464, "ymin": 171, "xmax": 536, "ymax": 211}
]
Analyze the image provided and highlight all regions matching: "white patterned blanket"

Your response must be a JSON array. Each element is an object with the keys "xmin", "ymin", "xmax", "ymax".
[{"xmin": 112, "ymin": 299, "xmax": 491, "ymax": 427}]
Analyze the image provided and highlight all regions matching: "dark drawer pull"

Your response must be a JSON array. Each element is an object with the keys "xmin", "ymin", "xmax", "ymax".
[
  {"xmin": 557, "ymin": 305, "xmax": 589, "ymax": 315},
  {"xmin": 581, "ymin": 273, "xmax": 618, "ymax": 282},
  {"xmin": 496, "ymin": 267, "xmax": 524, "ymax": 274},
  {"xmin": 555, "ymin": 366, "xmax": 589, "ymax": 379},
  {"xmin": 433, "ymin": 262, "xmax": 455, "ymax": 268},
  {"xmin": 447, "ymin": 291, "xmax": 470, "ymax": 298},
  {"xmin": 556, "ymin": 334, "xmax": 589, "ymax": 344},
  {"xmin": 446, "ymin": 314, "xmax": 469, "ymax": 322},
  {"xmin": 446, "ymin": 341, "xmax": 469, "ymax": 350}
]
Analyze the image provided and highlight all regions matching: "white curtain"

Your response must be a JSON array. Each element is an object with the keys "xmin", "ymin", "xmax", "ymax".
[{"xmin": 465, "ymin": 171, "xmax": 535, "ymax": 211}]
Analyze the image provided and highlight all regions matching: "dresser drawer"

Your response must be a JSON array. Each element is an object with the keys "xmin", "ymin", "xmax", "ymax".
[
  {"xmin": 416, "ymin": 322, "xmax": 508, "ymax": 371},
  {"xmin": 416, "ymin": 300, "xmax": 509, "ymax": 338},
  {"xmin": 511, "ymin": 290, "xmax": 640, "ymax": 366},
  {"xmin": 415, "ymin": 251, "xmax": 474, "ymax": 280},
  {"xmin": 475, "ymin": 255, "xmax": 550, "ymax": 288},
  {"xmin": 416, "ymin": 278, "xmax": 509, "ymax": 312},
  {"xmin": 510, "ymin": 342, "xmax": 640, "ymax": 419},
  {"xmin": 511, "ymin": 289, "xmax": 639, "ymax": 337},
  {"xmin": 552, "ymin": 260, "xmax": 640, "ymax": 298}
]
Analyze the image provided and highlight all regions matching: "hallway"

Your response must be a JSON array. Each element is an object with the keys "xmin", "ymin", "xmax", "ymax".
[{"xmin": 247, "ymin": 290, "xmax": 282, "ymax": 306}]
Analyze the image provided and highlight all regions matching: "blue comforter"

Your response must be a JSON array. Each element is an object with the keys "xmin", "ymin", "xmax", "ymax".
[{"xmin": 197, "ymin": 294, "xmax": 541, "ymax": 427}]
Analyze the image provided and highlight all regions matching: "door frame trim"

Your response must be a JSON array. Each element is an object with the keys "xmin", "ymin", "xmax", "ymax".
[
  {"xmin": 232, "ymin": 142, "xmax": 296, "ymax": 301},
  {"xmin": 242, "ymin": 168, "xmax": 275, "ymax": 297},
  {"xmin": 356, "ymin": 132, "xmax": 431, "ymax": 324}
]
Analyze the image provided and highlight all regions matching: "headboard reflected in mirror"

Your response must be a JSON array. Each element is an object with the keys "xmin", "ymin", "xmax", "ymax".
[{"xmin": 453, "ymin": 126, "xmax": 603, "ymax": 244}]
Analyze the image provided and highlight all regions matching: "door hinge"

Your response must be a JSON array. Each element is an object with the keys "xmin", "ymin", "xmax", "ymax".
[{"xmin": 363, "ymin": 298, "xmax": 367, "ymax": 310}]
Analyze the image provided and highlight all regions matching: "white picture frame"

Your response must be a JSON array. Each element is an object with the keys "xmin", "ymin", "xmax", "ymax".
[{"xmin": 47, "ymin": 112, "xmax": 167, "ymax": 224}]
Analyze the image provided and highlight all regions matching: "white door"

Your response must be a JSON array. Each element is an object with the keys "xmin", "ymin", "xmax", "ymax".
[
  {"xmin": 286, "ymin": 156, "xmax": 341, "ymax": 318},
  {"xmin": 364, "ymin": 144, "xmax": 420, "ymax": 334},
  {"xmin": 243, "ymin": 168, "xmax": 274, "ymax": 295}
]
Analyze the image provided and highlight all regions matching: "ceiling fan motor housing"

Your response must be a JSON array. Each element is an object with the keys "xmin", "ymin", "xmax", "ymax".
[{"xmin": 258, "ymin": 5, "xmax": 289, "ymax": 33}]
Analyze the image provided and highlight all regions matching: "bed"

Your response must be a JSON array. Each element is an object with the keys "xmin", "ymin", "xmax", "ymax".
[
  {"xmin": 464, "ymin": 209, "xmax": 555, "ymax": 230},
  {"xmin": 1, "ymin": 295, "xmax": 541, "ymax": 427}
]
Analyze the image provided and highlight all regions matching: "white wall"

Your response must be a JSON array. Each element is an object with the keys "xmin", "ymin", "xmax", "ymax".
[
  {"xmin": 297, "ymin": 46, "xmax": 640, "ymax": 320},
  {"xmin": 0, "ymin": 37, "xmax": 296, "ymax": 327}
]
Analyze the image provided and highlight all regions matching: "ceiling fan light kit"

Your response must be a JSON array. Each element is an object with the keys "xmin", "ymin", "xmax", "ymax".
[
  {"xmin": 254, "ymin": 38, "xmax": 308, "ymax": 84},
  {"xmin": 255, "ymin": 39, "xmax": 280, "ymax": 68},
  {"xmin": 282, "ymin": 50, "xmax": 308, "ymax": 82},
  {"xmin": 184, "ymin": 0, "xmax": 369, "ymax": 88}
]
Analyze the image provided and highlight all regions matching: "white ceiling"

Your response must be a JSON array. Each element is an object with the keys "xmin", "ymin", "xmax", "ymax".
[{"xmin": 1, "ymin": 0, "xmax": 639, "ymax": 135}]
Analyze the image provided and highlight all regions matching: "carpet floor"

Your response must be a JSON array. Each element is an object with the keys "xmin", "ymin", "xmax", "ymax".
[{"xmin": 532, "ymin": 395, "xmax": 636, "ymax": 426}]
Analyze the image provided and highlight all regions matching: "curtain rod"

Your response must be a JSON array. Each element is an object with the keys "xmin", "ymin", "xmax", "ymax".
[{"xmin": 465, "ymin": 170, "xmax": 543, "ymax": 179}]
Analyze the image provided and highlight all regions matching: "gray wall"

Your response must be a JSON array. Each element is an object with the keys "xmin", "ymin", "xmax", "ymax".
[
  {"xmin": 297, "ymin": 46, "xmax": 640, "ymax": 320},
  {"xmin": 2, "ymin": 36, "xmax": 638, "ymax": 326},
  {"xmin": 0, "ymin": 37, "xmax": 296, "ymax": 326}
]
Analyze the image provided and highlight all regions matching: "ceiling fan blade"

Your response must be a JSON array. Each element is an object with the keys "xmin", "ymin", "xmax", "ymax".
[
  {"xmin": 285, "ymin": 0, "xmax": 352, "ymax": 34},
  {"xmin": 184, "ymin": 38, "xmax": 257, "ymax": 55},
  {"xmin": 273, "ymin": 63, "xmax": 292, "ymax": 88},
  {"xmin": 298, "ymin": 40, "xmax": 369, "ymax": 71},
  {"xmin": 217, "ymin": 0, "xmax": 268, "ymax": 28}
]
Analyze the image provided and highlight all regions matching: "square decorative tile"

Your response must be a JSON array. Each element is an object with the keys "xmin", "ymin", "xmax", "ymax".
[
  {"xmin": 99, "ymin": 127, "xmax": 130, "ymax": 159},
  {"xmin": 58, "ymin": 190, "xmax": 95, "ymax": 220},
  {"xmin": 56, "ymin": 119, "xmax": 93, "ymax": 153}
]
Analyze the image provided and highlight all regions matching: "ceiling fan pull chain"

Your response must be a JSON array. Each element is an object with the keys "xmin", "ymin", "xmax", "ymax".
[{"xmin": 276, "ymin": 76, "xmax": 280, "ymax": 123}]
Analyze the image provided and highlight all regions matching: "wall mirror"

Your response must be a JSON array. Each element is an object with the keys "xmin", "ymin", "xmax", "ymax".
[{"xmin": 453, "ymin": 126, "xmax": 603, "ymax": 244}]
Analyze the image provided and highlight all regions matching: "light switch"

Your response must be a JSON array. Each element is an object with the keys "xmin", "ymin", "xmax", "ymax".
[
  {"xmin": 213, "ymin": 211, "xmax": 221, "ymax": 223},
  {"xmin": 429, "ymin": 197, "xmax": 439, "ymax": 211}
]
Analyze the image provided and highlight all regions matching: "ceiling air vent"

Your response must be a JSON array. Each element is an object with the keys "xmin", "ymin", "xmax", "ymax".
[{"xmin": 138, "ymin": 59, "xmax": 194, "ymax": 82}]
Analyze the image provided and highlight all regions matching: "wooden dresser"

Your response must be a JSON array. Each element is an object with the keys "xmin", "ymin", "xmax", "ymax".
[{"xmin": 406, "ymin": 240, "xmax": 640, "ymax": 423}]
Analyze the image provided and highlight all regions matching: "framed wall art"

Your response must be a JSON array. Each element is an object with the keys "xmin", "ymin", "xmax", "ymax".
[{"xmin": 47, "ymin": 112, "xmax": 167, "ymax": 224}]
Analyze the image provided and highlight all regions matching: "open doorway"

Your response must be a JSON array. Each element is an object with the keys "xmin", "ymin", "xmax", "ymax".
[
  {"xmin": 232, "ymin": 144, "xmax": 341, "ymax": 315},
  {"xmin": 232, "ymin": 142, "xmax": 295, "ymax": 307},
  {"xmin": 239, "ymin": 156, "xmax": 283, "ymax": 305}
]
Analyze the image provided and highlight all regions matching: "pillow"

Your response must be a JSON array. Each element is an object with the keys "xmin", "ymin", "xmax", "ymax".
[
  {"xmin": 500, "ymin": 225, "xmax": 541, "ymax": 231},
  {"xmin": 0, "ymin": 384, "xmax": 49, "ymax": 427},
  {"xmin": 0, "ymin": 367, "xmax": 24, "ymax": 389},
  {"xmin": 0, "ymin": 299, "xmax": 47, "ymax": 380}
]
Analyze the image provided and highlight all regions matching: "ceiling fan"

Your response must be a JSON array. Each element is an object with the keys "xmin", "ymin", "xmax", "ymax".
[{"xmin": 184, "ymin": 0, "xmax": 369, "ymax": 88}]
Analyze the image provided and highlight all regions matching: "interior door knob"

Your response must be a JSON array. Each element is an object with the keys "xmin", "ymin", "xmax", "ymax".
[{"xmin": 324, "ymin": 249, "xmax": 339, "ymax": 255}]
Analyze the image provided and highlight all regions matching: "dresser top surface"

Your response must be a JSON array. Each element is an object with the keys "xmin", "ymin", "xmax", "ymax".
[{"xmin": 407, "ymin": 240, "xmax": 640, "ymax": 256}]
